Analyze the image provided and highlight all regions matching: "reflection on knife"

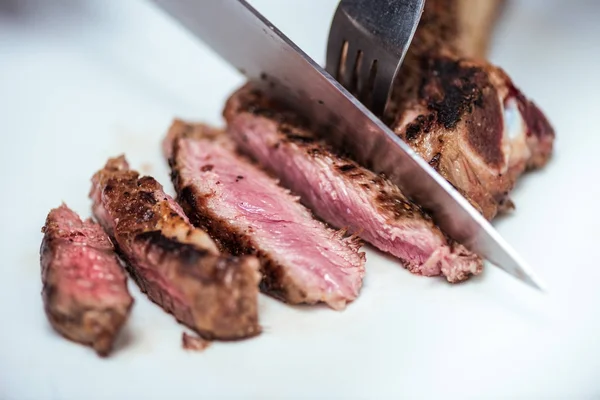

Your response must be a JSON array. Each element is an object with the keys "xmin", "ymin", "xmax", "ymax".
[{"xmin": 148, "ymin": 0, "xmax": 545, "ymax": 291}]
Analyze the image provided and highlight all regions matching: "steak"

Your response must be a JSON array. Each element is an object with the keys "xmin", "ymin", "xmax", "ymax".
[
  {"xmin": 165, "ymin": 121, "xmax": 365, "ymax": 309},
  {"xmin": 40, "ymin": 204, "xmax": 133, "ymax": 356},
  {"xmin": 224, "ymin": 87, "xmax": 482, "ymax": 282},
  {"xmin": 386, "ymin": 0, "xmax": 555, "ymax": 219},
  {"xmin": 90, "ymin": 156, "xmax": 261, "ymax": 340}
]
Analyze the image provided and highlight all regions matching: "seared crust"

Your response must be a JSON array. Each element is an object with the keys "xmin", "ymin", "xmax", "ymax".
[
  {"xmin": 392, "ymin": 58, "xmax": 515, "ymax": 218},
  {"xmin": 90, "ymin": 156, "xmax": 261, "ymax": 340},
  {"xmin": 40, "ymin": 205, "xmax": 133, "ymax": 356}
]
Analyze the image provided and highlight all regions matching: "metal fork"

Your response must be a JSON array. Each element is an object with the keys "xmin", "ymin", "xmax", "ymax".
[{"xmin": 325, "ymin": 0, "xmax": 425, "ymax": 116}]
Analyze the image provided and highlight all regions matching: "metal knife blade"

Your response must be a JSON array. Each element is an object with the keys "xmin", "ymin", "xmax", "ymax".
[{"xmin": 149, "ymin": 0, "xmax": 545, "ymax": 291}]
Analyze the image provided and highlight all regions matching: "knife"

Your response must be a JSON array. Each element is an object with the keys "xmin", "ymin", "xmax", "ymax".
[{"xmin": 148, "ymin": 0, "xmax": 545, "ymax": 291}]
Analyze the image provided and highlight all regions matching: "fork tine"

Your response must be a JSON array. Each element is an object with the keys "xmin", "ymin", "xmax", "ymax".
[
  {"xmin": 340, "ymin": 42, "xmax": 361, "ymax": 93},
  {"xmin": 326, "ymin": 0, "xmax": 425, "ymax": 116},
  {"xmin": 325, "ymin": 5, "xmax": 350, "ymax": 80},
  {"xmin": 338, "ymin": 40, "xmax": 351, "ymax": 84},
  {"xmin": 371, "ymin": 64, "xmax": 394, "ymax": 116},
  {"xmin": 358, "ymin": 55, "xmax": 378, "ymax": 109},
  {"xmin": 325, "ymin": 35, "xmax": 346, "ymax": 80},
  {"xmin": 348, "ymin": 47, "xmax": 364, "ymax": 95}
]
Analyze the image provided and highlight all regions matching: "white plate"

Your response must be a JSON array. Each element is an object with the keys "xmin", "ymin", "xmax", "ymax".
[{"xmin": 1, "ymin": 0, "xmax": 599, "ymax": 398}]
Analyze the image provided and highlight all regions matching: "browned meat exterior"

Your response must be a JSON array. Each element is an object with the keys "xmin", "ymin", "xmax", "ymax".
[
  {"xmin": 40, "ymin": 204, "xmax": 132, "ymax": 356},
  {"xmin": 390, "ymin": 58, "xmax": 555, "ymax": 218},
  {"xmin": 386, "ymin": 0, "xmax": 555, "ymax": 220},
  {"xmin": 90, "ymin": 156, "xmax": 261, "ymax": 340},
  {"xmin": 224, "ymin": 86, "xmax": 482, "ymax": 283},
  {"xmin": 165, "ymin": 121, "xmax": 365, "ymax": 308}
]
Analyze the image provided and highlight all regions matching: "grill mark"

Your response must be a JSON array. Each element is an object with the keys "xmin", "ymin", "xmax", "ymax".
[
  {"xmin": 135, "ymin": 231, "xmax": 209, "ymax": 265},
  {"xmin": 422, "ymin": 57, "xmax": 485, "ymax": 130},
  {"xmin": 336, "ymin": 164, "xmax": 356, "ymax": 172}
]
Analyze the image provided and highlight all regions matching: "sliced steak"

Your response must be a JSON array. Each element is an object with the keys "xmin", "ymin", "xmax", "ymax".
[
  {"xmin": 90, "ymin": 156, "xmax": 261, "ymax": 340},
  {"xmin": 40, "ymin": 204, "xmax": 133, "ymax": 356},
  {"xmin": 386, "ymin": 0, "xmax": 555, "ymax": 219},
  {"xmin": 224, "ymin": 88, "xmax": 482, "ymax": 282},
  {"xmin": 165, "ymin": 121, "xmax": 365, "ymax": 309}
]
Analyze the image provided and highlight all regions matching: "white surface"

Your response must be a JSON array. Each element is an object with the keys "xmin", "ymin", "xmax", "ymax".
[{"xmin": 1, "ymin": 0, "xmax": 599, "ymax": 398}]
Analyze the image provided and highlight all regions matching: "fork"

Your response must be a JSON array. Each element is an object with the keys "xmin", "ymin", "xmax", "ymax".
[{"xmin": 325, "ymin": 0, "xmax": 425, "ymax": 116}]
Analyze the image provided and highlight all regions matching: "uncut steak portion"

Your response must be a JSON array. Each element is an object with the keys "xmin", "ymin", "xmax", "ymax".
[
  {"xmin": 165, "ymin": 120, "xmax": 365, "ymax": 309},
  {"xmin": 390, "ymin": 58, "xmax": 555, "ymax": 219},
  {"xmin": 386, "ymin": 0, "xmax": 555, "ymax": 220},
  {"xmin": 40, "ymin": 204, "xmax": 133, "ymax": 356},
  {"xmin": 224, "ymin": 87, "xmax": 482, "ymax": 283},
  {"xmin": 90, "ymin": 156, "xmax": 261, "ymax": 340}
]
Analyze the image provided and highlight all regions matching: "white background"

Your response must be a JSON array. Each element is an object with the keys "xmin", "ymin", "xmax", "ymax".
[{"xmin": 1, "ymin": 0, "xmax": 599, "ymax": 398}]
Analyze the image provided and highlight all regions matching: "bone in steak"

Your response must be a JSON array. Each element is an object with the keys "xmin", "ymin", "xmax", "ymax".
[
  {"xmin": 90, "ymin": 156, "xmax": 261, "ymax": 340},
  {"xmin": 165, "ymin": 121, "xmax": 365, "ymax": 309},
  {"xmin": 386, "ymin": 0, "xmax": 555, "ymax": 220},
  {"xmin": 224, "ymin": 87, "xmax": 482, "ymax": 282},
  {"xmin": 40, "ymin": 204, "xmax": 133, "ymax": 356}
]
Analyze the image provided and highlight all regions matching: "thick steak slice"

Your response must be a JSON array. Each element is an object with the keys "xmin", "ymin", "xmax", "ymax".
[
  {"xmin": 386, "ymin": 0, "xmax": 555, "ymax": 220},
  {"xmin": 40, "ymin": 204, "xmax": 133, "ymax": 356},
  {"xmin": 165, "ymin": 121, "xmax": 365, "ymax": 309},
  {"xmin": 224, "ymin": 88, "xmax": 482, "ymax": 283},
  {"xmin": 90, "ymin": 156, "xmax": 261, "ymax": 340}
]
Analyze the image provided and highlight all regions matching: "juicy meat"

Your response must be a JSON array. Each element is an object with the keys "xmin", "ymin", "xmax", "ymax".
[
  {"xmin": 90, "ymin": 156, "xmax": 261, "ymax": 340},
  {"xmin": 165, "ymin": 120, "xmax": 365, "ymax": 309},
  {"xmin": 387, "ymin": 0, "xmax": 555, "ymax": 220},
  {"xmin": 224, "ymin": 87, "xmax": 482, "ymax": 283},
  {"xmin": 40, "ymin": 204, "xmax": 133, "ymax": 356}
]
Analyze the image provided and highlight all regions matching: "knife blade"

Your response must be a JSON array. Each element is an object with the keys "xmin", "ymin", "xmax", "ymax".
[{"xmin": 148, "ymin": 0, "xmax": 545, "ymax": 291}]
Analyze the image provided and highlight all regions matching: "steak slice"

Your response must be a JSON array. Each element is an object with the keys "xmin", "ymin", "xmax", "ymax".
[
  {"xmin": 224, "ymin": 87, "xmax": 482, "ymax": 283},
  {"xmin": 90, "ymin": 156, "xmax": 261, "ymax": 340},
  {"xmin": 165, "ymin": 120, "xmax": 365, "ymax": 309},
  {"xmin": 386, "ymin": 0, "xmax": 555, "ymax": 220},
  {"xmin": 40, "ymin": 204, "xmax": 133, "ymax": 356}
]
